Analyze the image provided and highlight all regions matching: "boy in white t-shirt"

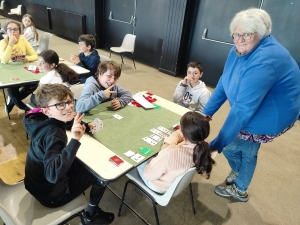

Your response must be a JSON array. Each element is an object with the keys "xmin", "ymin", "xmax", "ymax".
[{"xmin": 173, "ymin": 61, "xmax": 211, "ymax": 112}]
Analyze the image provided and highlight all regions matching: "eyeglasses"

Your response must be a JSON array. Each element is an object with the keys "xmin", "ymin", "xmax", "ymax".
[
  {"xmin": 232, "ymin": 33, "xmax": 254, "ymax": 40},
  {"xmin": 7, "ymin": 28, "xmax": 19, "ymax": 32},
  {"xmin": 44, "ymin": 99, "xmax": 76, "ymax": 110}
]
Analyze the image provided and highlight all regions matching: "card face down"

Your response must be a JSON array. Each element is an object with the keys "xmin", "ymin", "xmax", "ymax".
[{"xmin": 109, "ymin": 155, "xmax": 124, "ymax": 166}]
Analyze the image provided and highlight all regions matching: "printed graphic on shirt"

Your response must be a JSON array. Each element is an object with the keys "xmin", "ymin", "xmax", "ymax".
[
  {"xmin": 182, "ymin": 92, "xmax": 194, "ymax": 107},
  {"xmin": 11, "ymin": 48, "xmax": 25, "ymax": 62}
]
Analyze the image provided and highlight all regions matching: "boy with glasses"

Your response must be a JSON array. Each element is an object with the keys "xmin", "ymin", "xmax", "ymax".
[{"xmin": 23, "ymin": 84, "xmax": 115, "ymax": 224}]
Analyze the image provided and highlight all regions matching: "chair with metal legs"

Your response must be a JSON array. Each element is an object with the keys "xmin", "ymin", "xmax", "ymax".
[
  {"xmin": 0, "ymin": 180, "xmax": 88, "ymax": 225},
  {"xmin": 110, "ymin": 34, "xmax": 136, "ymax": 69},
  {"xmin": 118, "ymin": 167, "xmax": 197, "ymax": 225}
]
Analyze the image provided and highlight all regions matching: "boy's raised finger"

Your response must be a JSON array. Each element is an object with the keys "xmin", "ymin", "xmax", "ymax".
[
  {"xmin": 107, "ymin": 84, "xmax": 115, "ymax": 90},
  {"xmin": 74, "ymin": 112, "xmax": 84, "ymax": 123}
]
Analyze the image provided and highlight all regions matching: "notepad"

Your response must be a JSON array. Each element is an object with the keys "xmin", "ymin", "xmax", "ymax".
[{"xmin": 132, "ymin": 93, "xmax": 155, "ymax": 109}]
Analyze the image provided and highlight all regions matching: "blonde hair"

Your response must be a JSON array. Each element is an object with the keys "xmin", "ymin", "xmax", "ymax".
[{"xmin": 22, "ymin": 14, "xmax": 39, "ymax": 41}]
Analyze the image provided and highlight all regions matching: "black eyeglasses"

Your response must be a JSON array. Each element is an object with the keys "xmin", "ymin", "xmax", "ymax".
[
  {"xmin": 7, "ymin": 28, "xmax": 19, "ymax": 32},
  {"xmin": 44, "ymin": 99, "xmax": 76, "ymax": 110},
  {"xmin": 232, "ymin": 32, "xmax": 254, "ymax": 40}
]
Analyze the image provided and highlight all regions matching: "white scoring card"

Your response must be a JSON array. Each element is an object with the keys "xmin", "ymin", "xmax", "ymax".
[
  {"xmin": 150, "ymin": 128, "xmax": 168, "ymax": 138},
  {"xmin": 142, "ymin": 137, "xmax": 158, "ymax": 146},
  {"xmin": 131, "ymin": 153, "xmax": 145, "ymax": 162},
  {"xmin": 150, "ymin": 134, "xmax": 163, "ymax": 142},
  {"xmin": 28, "ymin": 65, "xmax": 37, "ymax": 71},
  {"xmin": 124, "ymin": 150, "xmax": 135, "ymax": 157},
  {"xmin": 112, "ymin": 114, "xmax": 124, "ymax": 120},
  {"xmin": 157, "ymin": 126, "xmax": 172, "ymax": 135}
]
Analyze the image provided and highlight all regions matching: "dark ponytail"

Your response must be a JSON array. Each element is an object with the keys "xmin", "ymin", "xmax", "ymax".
[
  {"xmin": 180, "ymin": 111, "xmax": 215, "ymax": 178},
  {"xmin": 39, "ymin": 49, "xmax": 78, "ymax": 84},
  {"xmin": 193, "ymin": 141, "xmax": 215, "ymax": 178},
  {"xmin": 56, "ymin": 63, "xmax": 78, "ymax": 84}
]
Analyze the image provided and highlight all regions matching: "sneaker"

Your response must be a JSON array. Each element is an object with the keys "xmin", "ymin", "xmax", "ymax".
[
  {"xmin": 214, "ymin": 184, "xmax": 248, "ymax": 202},
  {"xmin": 82, "ymin": 208, "xmax": 115, "ymax": 225},
  {"xmin": 225, "ymin": 170, "xmax": 238, "ymax": 185}
]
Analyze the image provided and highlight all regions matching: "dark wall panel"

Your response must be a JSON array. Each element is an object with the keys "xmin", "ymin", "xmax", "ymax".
[
  {"xmin": 159, "ymin": 0, "xmax": 187, "ymax": 75},
  {"xmin": 26, "ymin": 2, "xmax": 51, "ymax": 32},
  {"xmin": 51, "ymin": 9, "xmax": 86, "ymax": 42},
  {"xmin": 134, "ymin": 0, "xmax": 169, "ymax": 67},
  {"xmin": 104, "ymin": 0, "xmax": 169, "ymax": 68},
  {"xmin": 104, "ymin": 0, "xmax": 134, "ymax": 54},
  {"xmin": 188, "ymin": 0, "xmax": 261, "ymax": 86},
  {"xmin": 3, "ymin": 0, "xmax": 27, "ymax": 21},
  {"xmin": 27, "ymin": 0, "xmax": 96, "ymax": 37},
  {"xmin": 262, "ymin": 0, "xmax": 300, "ymax": 66}
]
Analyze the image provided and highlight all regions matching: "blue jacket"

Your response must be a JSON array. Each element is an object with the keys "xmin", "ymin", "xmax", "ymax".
[
  {"xmin": 202, "ymin": 35, "xmax": 300, "ymax": 152},
  {"xmin": 77, "ymin": 49, "xmax": 100, "ymax": 83}
]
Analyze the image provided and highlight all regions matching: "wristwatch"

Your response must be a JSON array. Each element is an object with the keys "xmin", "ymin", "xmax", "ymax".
[{"xmin": 180, "ymin": 83, "xmax": 188, "ymax": 87}]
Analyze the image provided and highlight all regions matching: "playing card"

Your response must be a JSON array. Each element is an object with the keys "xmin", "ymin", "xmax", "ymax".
[
  {"xmin": 143, "ymin": 136, "xmax": 158, "ymax": 146},
  {"xmin": 131, "ymin": 153, "xmax": 145, "ymax": 162},
  {"xmin": 124, "ymin": 150, "xmax": 135, "ymax": 157},
  {"xmin": 112, "ymin": 114, "xmax": 123, "ymax": 120},
  {"xmin": 150, "ymin": 128, "xmax": 168, "ymax": 138},
  {"xmin": 150, "ymin": 134, "xmax": 163, "ymax": 142},
  {"xmin": 91, "ymin": 118, "xmax": 103, "ymax": 134},
  {"xmin": 157, "ymin": 126, "xmax": 172, "ymax": 135},
  {"xmin": 172, "ymin": 123, "xmax": 180, "ymax": 130},
  {"xmin": 28, "ymin": 65, "xmax": 37, "ymax": 71},
  {"xmin": 109, "ymin": 155, "xmax": 124, "ymax": 166}
]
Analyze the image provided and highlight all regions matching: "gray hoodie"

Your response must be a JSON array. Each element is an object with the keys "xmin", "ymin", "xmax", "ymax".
[
  {"xmin": 75, "ymin": 76, "xmax": 132, "ymax": 113},
  {"xmin": 173, "ymin": 80, "xmax": 210, "ymax": 112}
]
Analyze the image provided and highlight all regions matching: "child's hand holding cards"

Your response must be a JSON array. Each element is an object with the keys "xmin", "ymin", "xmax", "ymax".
[{"xmin": 90, "ymin": 118, "xmax": 103, "ymax": 134}]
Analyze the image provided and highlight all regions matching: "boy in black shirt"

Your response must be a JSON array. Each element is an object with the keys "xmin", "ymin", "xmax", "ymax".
[{"xmin": 23, "ymin": 84, "xmax": 114, "ymax": 224}]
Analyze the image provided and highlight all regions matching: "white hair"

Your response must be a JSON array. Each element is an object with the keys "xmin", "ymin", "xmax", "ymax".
[{"xmin": 229, "ymin": 8, "xmax": 272, "ymax": 39}]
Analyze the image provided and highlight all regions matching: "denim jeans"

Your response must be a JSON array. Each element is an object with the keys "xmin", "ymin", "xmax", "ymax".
[{"xmin": 223, "ymin": 137, "xmax": 261, "ymax": 192}]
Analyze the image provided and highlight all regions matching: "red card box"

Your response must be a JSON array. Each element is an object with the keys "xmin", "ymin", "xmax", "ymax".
[{"xmin": 109, "ymin": 155, "xmax": 124, "ymax": 166}]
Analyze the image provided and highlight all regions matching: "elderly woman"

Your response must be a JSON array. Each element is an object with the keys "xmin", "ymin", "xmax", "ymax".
[
  {"xmin": 0, "ymin": 20, "xmax": 38, "ymax": 113},
  {"xmin": 202, "ymin": 8, "xmax": 300, "ymax": 202}
]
